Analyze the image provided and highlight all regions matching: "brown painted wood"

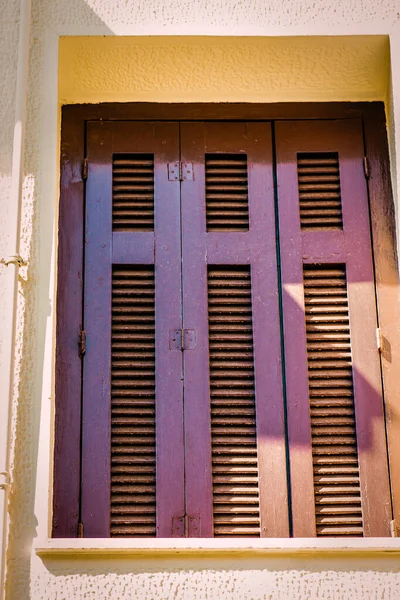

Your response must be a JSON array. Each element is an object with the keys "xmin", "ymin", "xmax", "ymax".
[
  {"xmin": 180, "ymin": 122, "xmax": 213, "ymax": 537},
  {"xmin": 302, "ymin": 231, "xmax": 346, "ymax": 264},
  {"xmin": 62, "ymin": 102, "xmax": 371, "ymax": 124},
  {"xmin": 112, "ymin": 232, "xmax": 154, "ymax": 264},
  {"xmin": 82, "ymin": 121, "xmax": 184, "ymax": 537},
  {"xmin": 180, "ymin": 122, "xmax": 288, "ymax": 537},
  {"xmin": 363, "ymin": 107, "xmax": 400, "ymax": 532},
  {"xmin": 276, "ymin": 119, "xmax": 392, "ymax": 537},
  {"xmin": 52, "ymin": 109, "xmax": 85, "ymax": 537},
  {"xmin": 55, "ymin": 101, "xmax": 399, "ymax": 539},
  {"xmin": 81, "ymin": 121, "xmax": 114, "ymax": 536},
  {"xmin": 150, "ymin": 122, "xmax": 185, "ymax": 537},
  {"xmin": 275, "ymin": 123, "xmax": 316, "ymax": 537},
  {"xmin": 110, "ymin": 122, "xmax": 185, "ymax": 537},
  {"xmin": 245, "ymin": 122, "xmax": 289, "ymax": 537}
]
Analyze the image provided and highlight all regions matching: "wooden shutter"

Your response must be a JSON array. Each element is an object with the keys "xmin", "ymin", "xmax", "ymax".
[
  {"xmin": 82, "ymin": 121, "xmax": 185, "ymax": 537},
  {"xmin": 276, "ymin": 119, "xmax": 391, "ymax": 536},
  {"xmin": 180, "ymin": 122, "xmax": 288, "ymax": 537}
]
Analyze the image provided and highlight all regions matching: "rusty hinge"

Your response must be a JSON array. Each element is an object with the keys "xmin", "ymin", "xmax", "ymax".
[
  {"xmin": 376, "ymin": 327, "xmax": 391, "ymax": 361},
  {"xmin": 82, "ymin": 158, "xmax": 89, "ymax": 181},
  {"xmin": 169, "ymin": 329, "xmax": 196, "ymax": 351},
  {"xmin": 172, "ymin": 515, "xmax": 200, "ymax": 537},
  {"xmin": 390, "ymin": 519, "xmax": 400, "ymax": 537},
  {"xmin": 168, "ymin": 162, "xmax": 194, "ymax": 181},
  {"xmin": 78, "ymin": 522, "xmax": 84, "ymax": 537},
  {"xmin": 79, "ymin": 328, "xmax": 87, "ymax": 358},
  {"xmin": 363, "ymin": 156, "xmax": 370, "ymax": 179}
]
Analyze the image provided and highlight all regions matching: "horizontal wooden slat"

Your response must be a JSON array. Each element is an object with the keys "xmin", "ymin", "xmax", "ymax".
[
  {"xmin": 304, "ymin": 264, "xmax": 363, "ymax": 537},
  {"xmin": 110, "ymin": 266, "xmax": 156, "ymax": 537},
  {"xmin": 208, "ymin": 266, "xmax": 260, "ymax": 537},
  {"xmin": 298, "ymin": 153, "xmax": 343, "ymax": 231},
  {"xmin": 113, "ymin": 154, "xmax": 154, "ymax": 231},
  {"xmin": 206, "ymin": 155, "xmax": 249, "ymax": 232}
]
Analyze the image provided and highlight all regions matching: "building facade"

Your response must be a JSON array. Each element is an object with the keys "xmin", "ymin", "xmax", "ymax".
[{"xmin": 2, "ymin": 1, "xmax": 400, "ymax": 598}]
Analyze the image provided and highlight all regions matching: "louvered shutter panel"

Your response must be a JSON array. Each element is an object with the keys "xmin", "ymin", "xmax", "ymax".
[
  {"xmin": 82, "ymin": 122, "xmax": 184, "ymax": 537},
  {"xmin": 111, "ymin": 266, "xmax": 156, "ymax": 536},
  {"xmin": 276, "ymin": 119, "xmax": 391, "ymax": 536},
  {"xmin": 180, "ymin": 122, "xmax": 288, "ymax": 537},
  {"xmin": 208, "ymin": 266, "xmax": 260, "ymax": 536}
]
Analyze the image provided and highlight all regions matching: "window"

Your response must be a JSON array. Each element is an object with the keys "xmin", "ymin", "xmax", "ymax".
[{"xmin": 53, "ymin": 104, "xmax": 398, "ymax": 539}]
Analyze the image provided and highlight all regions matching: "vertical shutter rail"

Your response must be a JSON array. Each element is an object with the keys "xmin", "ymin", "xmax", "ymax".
[
  {"xmin": 113, "ymin": 154, "xmax": 154, "ymax": 231},
  {"xmin": 297, "ymin": 153, "xmax": 343, "ymax": 230},
  {"xmin": 208, "ymin": 266, "xmax": 261, "ymax": 537},
  {"xmin": 304, "ymin": 264, "xmax": 363, "ymax": 536},
  {"xmin": 110, "ymin": 266, "xmax": 156, "ymax": 536}
]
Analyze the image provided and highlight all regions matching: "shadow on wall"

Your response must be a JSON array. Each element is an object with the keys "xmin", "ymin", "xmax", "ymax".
[
  {"xmin": 2, "ymin": 9, "xmax": 398, "ymax": 600},
  {"xmin": 4, "ymin": 4, "xmax": 113, "ymax": 600}
]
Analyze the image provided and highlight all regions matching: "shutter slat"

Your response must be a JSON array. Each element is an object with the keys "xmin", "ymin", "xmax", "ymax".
[
  {"xmin": 206, "ymin": 155, "xmax": 249, "ymax": 231},
  {"xmin": 297, "ymin": 152, "xmax": 343, "ymax": 231},
  {"xmin": 110, "ymin": 266, "xmax": 156, "ymax": 537},
  {"xmin": 208, "ymin": 266, "xmax": 261, "ymax": 537},
  {"xmin": 304, "ymin": 264, "xmax": 363, "ymax": 537},
  {"xmin": 112, "ymin": 154, "xmax": 154, "ymax": 231}
]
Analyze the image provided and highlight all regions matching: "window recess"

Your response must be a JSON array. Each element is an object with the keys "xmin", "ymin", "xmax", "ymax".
[{"xmin": 53, "ymin": 112, "xmax": 393, "ymax": 539}]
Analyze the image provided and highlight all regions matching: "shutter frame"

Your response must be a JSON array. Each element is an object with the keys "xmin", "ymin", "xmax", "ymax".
[
  {"xmin": 53, "ymin": 109, "xmax": 85, "ymax": 537},
  {"xmin": 81, "ymin": 121, "xmax": 113, "ymax": 536}
]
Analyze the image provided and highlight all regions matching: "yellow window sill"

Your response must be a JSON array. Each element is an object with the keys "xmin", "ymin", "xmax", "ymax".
[{"xmin": 35, "ymin": 538, "xmax": 400, "ymax": 558}]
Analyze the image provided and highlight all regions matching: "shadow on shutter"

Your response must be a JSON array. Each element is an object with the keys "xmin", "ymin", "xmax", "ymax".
[
  {"xmin": 304, "ymin": 264, "xmax": 363, "ymax": 536},
  {"xmin": 110, "ymin": 266, "xmax": 156, "ymax": 536},
  {"xmin": 208, "ymin": 266, "xmax": 261, "ymax": 537},
  {"xmin": 112, "ymin": 154, "xmax": 154, "ymax": 231}
]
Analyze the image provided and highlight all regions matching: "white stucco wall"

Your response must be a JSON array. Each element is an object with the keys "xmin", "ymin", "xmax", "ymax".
[{"xmin": 2, "ymin": 1, "xmax": 400, "ymax": 599}]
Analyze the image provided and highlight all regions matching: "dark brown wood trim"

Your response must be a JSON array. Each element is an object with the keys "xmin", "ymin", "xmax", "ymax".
[
  {"xmin": 363, "ymin": 105, "xmax": 400, "ymax": 529},
  {"xmin": 62, "ymin": 101, "xmax": 379, "ymax": 123},
  {"xmin": 53, "ymin": 109, "xmax": 85, "ymax": 536}
]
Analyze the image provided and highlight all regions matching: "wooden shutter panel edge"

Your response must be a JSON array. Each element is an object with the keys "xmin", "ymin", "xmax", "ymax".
[
  {"xmin": 53, "ymin": 109, "xmax": 85, "ymax": 537},
  {"xmin": 363, "ymin": 109, "xmax": 400, "ymax": 532}
]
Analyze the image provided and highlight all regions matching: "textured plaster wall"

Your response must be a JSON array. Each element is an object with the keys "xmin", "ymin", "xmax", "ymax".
[
  {"xmin": 0, "ymin": 0, "xmax": 23, "ymax": 594},
  {"xmin": 29, "ymin": 553, "xmax": 400, "ymax": 599},
  {"xmin": 59, "ymin": 36, "xmax": 390, "ymax": 104},
  {"xmin": 1, "ymin": 0, "xmax": 400, "ymax": 599}
]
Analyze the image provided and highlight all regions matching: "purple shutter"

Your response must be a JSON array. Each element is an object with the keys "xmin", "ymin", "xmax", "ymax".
[
  {"xmin": 180, "ymin": 122, "xmax": 289, "ymax": 537},
  {"xmin": 82, "ymin": 121, "xmax": 185, "ymax": 537},
  {"xmin": 276, "ymin": 119, "xmax": 391, "ymax": 536}
]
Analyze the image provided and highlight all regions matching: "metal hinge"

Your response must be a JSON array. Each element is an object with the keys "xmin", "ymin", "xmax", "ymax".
[
  {"xmin": 79, "ymin": 328, "xmax": 87, "ymax": 358},
  {"xmin": 376, "ymin": 327, "xmax": 391, "ymax": 361},
  {"xmin": 363, "ymin": 156, "xmax": 370, "ymax": 179},
  {"xmin": 172, "ymin": 515, "xmax": 200, "ymax": 537},
  {"xmin": 82, "ymin": 158, "xmax": 89, "ymax": 181},
  {"xmin": 168, "ymin": 162, "xmax": 194, "ymax": 181},
  {"xmin": 376, "ymin": 327, "xmax": 383, "ymax": 352},
  {"xmin": 390, "ymin": 519, "xmax": 399, "ymax": 537},
  {"xmin": 169, "ymin": 329, "xmax": 196, "ymax": 351},
  {"xmin": 78, "ymin": 522, "xmax": 84, "ymax": 538}
]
